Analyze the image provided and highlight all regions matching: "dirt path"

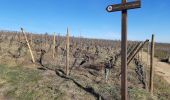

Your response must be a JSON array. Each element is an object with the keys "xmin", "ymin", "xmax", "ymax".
[{"xmin": 141, "ymin": 52, "xmax": 170, "ymax": 84}]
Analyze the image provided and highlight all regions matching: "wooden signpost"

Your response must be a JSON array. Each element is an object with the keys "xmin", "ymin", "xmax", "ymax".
[{"xmin": 106, "ymin": 0, "xmax": 141, "ymax": 100}]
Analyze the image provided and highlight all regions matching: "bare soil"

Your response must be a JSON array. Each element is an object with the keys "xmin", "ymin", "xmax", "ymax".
[{"xmin": 142, "ymin": 52, "xmax": 170, "ymax": 84}]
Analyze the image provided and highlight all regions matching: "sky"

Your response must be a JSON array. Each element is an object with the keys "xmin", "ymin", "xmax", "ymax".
[{"xmin": 0, "ymin": 0, "xmax": 169, "ymax": 43}]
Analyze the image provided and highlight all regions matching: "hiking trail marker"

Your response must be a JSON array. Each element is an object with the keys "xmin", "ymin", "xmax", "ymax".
[{"xmin": 106, "ymin": 0, "xmax": 141, "ymax": 100}]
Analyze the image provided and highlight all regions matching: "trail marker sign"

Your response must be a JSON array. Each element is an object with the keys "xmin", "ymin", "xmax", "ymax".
[
  {"xmin": 106, "ymin": 1, "xmax": 141, "ymax": 12},
  {"xmin": 106, "ymin": 0, "xmax": 141, "ymax": 100}
]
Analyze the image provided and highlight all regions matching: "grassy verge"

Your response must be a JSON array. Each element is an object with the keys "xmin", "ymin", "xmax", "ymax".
[
  {"xmin": 154, "ymin": 75, "xmax": 170, "ymax": 100},
  {"xmin": 0, "ymin": 64, "xmax": 170, "ymax": 100},
  {"xmin": 0, "ymin": 65, "xmax": 65, "ymax": 100}
]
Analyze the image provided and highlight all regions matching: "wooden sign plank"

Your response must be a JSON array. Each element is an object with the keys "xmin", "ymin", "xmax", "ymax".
[{"xmin": 106, "ymin": 1, "xmax": 141, "ymax": 12}]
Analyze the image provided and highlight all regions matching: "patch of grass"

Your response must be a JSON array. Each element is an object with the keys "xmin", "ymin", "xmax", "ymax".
[
  {"xmin": 0, "ymin": 64, "xmax": 70, "ymax": 100},
  {"xmin": 0, "ymin": 65, "xmax": 41, "ymax": 85},
  {"xmin": 97, "ymin": 84, "xmax": 121, "ymax": 100},
  {"xmin": 129, "ymin": 87, "xmax": 154, "ymax": 100},
  {"xmin": 0, "ymin": 64, "xmax": 170, "ymax": 100},
  {"xmin": 155, "ymin": 50, "xmax": 168, "ymax": 59},
  {"xmin": 0, "ymin": 65, "xmax": 50, "ymax": 100},
  {"xmin": 105, "ymin": 85, "xmax": 121, "ymax": 99},
  {"xmin": 0, "ymin": 65, "xmax": 42, "ymax": 99},
  {"xmin": 144, "ymin": 68, "xmax": 170, "ymax": 100},
  {"xmin": 154, "ymin": 75, "xmax": 170, "ymax": 100}
]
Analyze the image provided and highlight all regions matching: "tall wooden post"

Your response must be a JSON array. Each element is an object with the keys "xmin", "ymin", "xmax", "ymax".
[
  {"xmin": 19, "ymin": 32, "xmax": 21, "ymax": 41},
  {"xmin": 21, "ymin": 28, "xmax": 35, "ymax": 63},
  {"xmin": 146, "ymin": 41, "xmax": 150, "ymax": 91},
  {"xmin": 79, "ymin": 31, "xmax": 82, "ymax": 47},
  {"xmin": 106, "ymin": 1, "xmax": 141, "ymax": 99},
  {"xmin": 66, "ymin": 28, "xmax": 70, "ymax": 76},
  {"xmin": 41, "ymin": 34, "xmax": 43, "ymax": 48},
  {"xmin": 121, "ymin": 1, "xmax": 128, "ymax": 99},
  {"xmin": 53, "ymin": 32, "xmax": 56, "ymax": 59},
  {"xmin": 141, "ymin": 48, "xmax": 143, "ymax": 61},
  {"xmin": 149, "ymin": 34, "xmax": 155, "ymax": 95},
  {"xmin": 30, "ymin": 33, "xmax": 33, "ymax": 45},
  {"xmin": 147, "ymin": 42, "xmax": 150, "ymax": 67},
  {"xmin": 45, "ymin": 34, "xmax": 47, "ymax": 47}
]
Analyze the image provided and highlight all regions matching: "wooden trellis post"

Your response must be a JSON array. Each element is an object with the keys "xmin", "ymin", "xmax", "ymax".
[
  {"xmin": 20, "ymin": 31, "xmax": 23, "ymax": 42},
  {"xmin": 141, "ymin": 48, "xmax": 143, "ymax": 62},
  {"xmin": 19, "ymin": 32, "xmax": 21, "ymax": 41},
  {"xmin": 149, "ymin": 34, "xmax": 155, "ymax": 95},
  {"xmin": 45, "ymin": 33, "xmax": 47, "ymax": 47},
  {"xmin": 146, "ymin": 41, "xmax": 150, "ymax": 91},
  {"xmin": 106, "ymin": 1, "xmax": 141, "ymax": 100},
  {"xmin": 137, "ymin": 52, "xmax": 140, "ymax": 60},
  {"xmin": 21, "ymin": 28, "xmax": 35, "ymax": 63},
  {"xmin": 30, "ymin": 33, "xmax": 33, "ymax": 45},
  {"xmin": 53, "ymin": 32, "xmax": 56, "ymax": 59},
  {"xmin": 127, "ymin": 40, "xmax": 149, "ymax": 65},
  {"xmin": 147, "ymin": 42, "xmax": 150, "ymax": 67},
  {"xmin": 41, "ymin": 34, "xmax": 43, "ymax": 48},
  {"xmin": 79, "ymin": 32, "xmax": 82, "ymax": 47},
  {"xmin": 66, "ymin": 28, "xmax": 70, "ymax": 76}
]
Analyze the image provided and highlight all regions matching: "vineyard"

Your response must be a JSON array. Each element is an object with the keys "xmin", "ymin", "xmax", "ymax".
[{"xmin": 0, "ymin": 30, "xmax": 169, "ymax": 100}]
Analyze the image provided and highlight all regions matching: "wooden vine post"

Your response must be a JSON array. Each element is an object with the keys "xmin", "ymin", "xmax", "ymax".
[
  {"xmin": 53, "ymin": 32, "xmax": 56, "ymax": 59},
  {"xmin": 149, "ymin": 34, "xmax": 155, "ymax": 95},
  {"xmin": 30, "ymin": 33, "xmax": 33, "ymax": 45},
  {"xmin": 21, "ymin": 28, "xmax": 35, "ymax": 63},
  {"xmin": 41, "ymin": 34, "xmax": 43, "ymax": 48},
  {"xmin": 127, "ymin": 40, "xmax": 149, "ymax": 65},
  {"xmin": 147, "ymin": 42, "xmax": 150, "ymax": 67},
  {"xmin": 19, "ymin": 32, "xmax": 21, "ymax": 41},
  {"xmin": 146, "ymin": 41, "xmax": 150, "ymax": 91},
  {"xmin": 137, "ymin": 51, "xmax": 140, "ymax": 60},
  {"xmin": 79, "ymin": 32, "xmax": 82, "ymax": 47},
  {"xmin": 45, "ymin": 33, "xmax": 47, "ymax": 47},
  {"xmin": 141, "ymin": 48, "xmax": 143, "ymax": 62},
  {"xmin": 66, "ymin": 28, "xmax": 70, "ymax": 76},
  {"xmin": 19, "ymin": 31, "xmax": 23, "ymax": 42},
  {"xmin": 106, "ymin": 1, "xmax": 141, "ymax": 100}
]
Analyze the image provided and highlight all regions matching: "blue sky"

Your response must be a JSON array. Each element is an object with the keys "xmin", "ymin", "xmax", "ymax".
[{"xmin": 0, "ymin": 0, "xmax": 169, "ymax": 43}]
